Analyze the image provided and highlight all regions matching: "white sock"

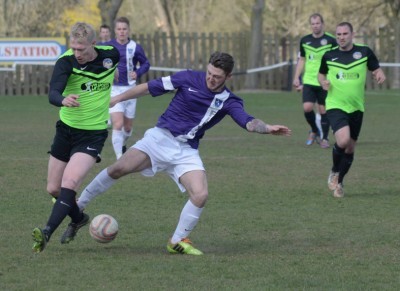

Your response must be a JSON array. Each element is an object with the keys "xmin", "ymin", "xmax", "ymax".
[
  {"xmin": 123, "ymin": 128, "xmax": 132, "ymax": 145},
  {"xmin": 112, "ymin": 130, "xmax": 124, "ymax": 159},
  {"xmin": 171, "ymin": 200, "xmax": 204, "ymax": 244},
  {"xmin": 77, "ymin": 169, "xmax": 116, "ymax": 211},
  {"xmin": 316, "ymin": 113, "xmax": 322, "ymax": 138}
]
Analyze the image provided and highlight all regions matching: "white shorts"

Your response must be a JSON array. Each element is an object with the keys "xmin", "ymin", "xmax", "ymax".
[
  {"xmin": 109, "ymin": 85, "xmax": 137, "ymax": 119},
  {"xmin": 133, "ymin": 127, "xmax": 205, "ymax": 192}
]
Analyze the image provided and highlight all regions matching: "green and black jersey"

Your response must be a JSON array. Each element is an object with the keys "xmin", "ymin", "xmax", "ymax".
[
  {"xmin": 319, "ymin": 44, "xmax": 380, "ymax": 113},
  {"xmin": 299, "ymin": 33, "xmax": 336, "ymax": 86},
  {"xmin": 49, "ymin": 46, "xmax": 119, "ymax": 130}
]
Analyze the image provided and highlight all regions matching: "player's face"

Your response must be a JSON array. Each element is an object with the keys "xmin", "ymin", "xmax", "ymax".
[
  {"xmin": 70, "ymin": 37, "xmax": 96, "ymax": 64},
  {"xmin": 115, "ymin": 22, "xmax": 130, "ymax": 44},
  {"xmin": 99, "ymin": 28, "xmax": 110, "ymax": 42},
  {"xmin": 336, "ymin": 25, "xmax": 353, "ymax": 51},
  {"xmin": 310, "ymin": 17, "xmax": 323, "ymax": 36},
  {"xmin": 206, "ymin": 64, "xmax": 231, "ymax": 92}
]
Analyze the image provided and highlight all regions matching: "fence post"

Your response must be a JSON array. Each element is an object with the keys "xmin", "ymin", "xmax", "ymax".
[{"xmin": 287, "ymin": 59, "xmax": 293, "ymax": 91}]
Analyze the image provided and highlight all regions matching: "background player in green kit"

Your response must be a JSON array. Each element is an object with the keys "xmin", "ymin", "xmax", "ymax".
[
  {"xmin": 32, "ymin": 22, "xmax": 120, "ymax": 252},
  {"xmin": 318, "ymin": 22, "xmax": 386, "ymax": 198},
  {"xmin": 293, "ymin": 13, "xmax": 336, "ymax": 148}
]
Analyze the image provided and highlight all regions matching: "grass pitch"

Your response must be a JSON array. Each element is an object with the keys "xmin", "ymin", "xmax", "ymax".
[{"xmin": 1, "ymin": 89, "xmax": 400, "ymax": 290}]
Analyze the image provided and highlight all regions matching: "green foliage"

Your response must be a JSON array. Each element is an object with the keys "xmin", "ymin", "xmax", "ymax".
[{"xmin": 0, "ymin": 90, "xmax": 400, "ymax": 290}]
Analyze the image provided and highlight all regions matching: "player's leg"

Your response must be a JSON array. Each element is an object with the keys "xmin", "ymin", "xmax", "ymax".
[
  {"xmin": 33, "ymin": 122, "xmax": 70, "ymax": 252},
  {"xmin": 317, "ymin": 88, "xmax": 330, "ymax": 148},
  {"xmin": 110, "ymin": 110, "xmax": 125, "ymax": 159},
  {"xmin": 33, "ymin": 153, "xmax": 97, "ymax": 252},
  {"xmin": 302, "ymin": 85, "xmax": 319, "ymax": 145},
  {"xmin": 167, "ymin": 170, "xmax": 207, "ymax": 255},
  {"xmin": 77, "ymin": 148, "xmax": 151, "ymax": 211},
  {"xmin": 58, "ymin": 152, "xmax": 98, "ymax": 243},
  {"xmin": 32, "ymin": 156, "xmax": 66, "ymax": 253},
  {"xmin": 122, "ymin": 99, "xmax": 136, "ymax": 153}
]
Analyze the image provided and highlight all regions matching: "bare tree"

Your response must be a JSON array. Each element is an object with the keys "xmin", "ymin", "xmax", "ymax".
[
  {"xmin": 97, "ymin": 0, "xmax": 124, "ymax": 38},
  {"xmin": 244, "ymin": 0, "xmax": 265, "ymax": 89}
]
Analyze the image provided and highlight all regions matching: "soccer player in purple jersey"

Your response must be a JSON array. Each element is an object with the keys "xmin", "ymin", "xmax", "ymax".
[
  {"xmin": 63, "ymin": 51, "xmax": 291, "ymax": 255},
  {"xmin": 97, "ymin": 24, "xmax": 111, "ymax": 45},
  {"xmin": 108, "ymin": 17, "xmax": 150, "ymax": 159}
]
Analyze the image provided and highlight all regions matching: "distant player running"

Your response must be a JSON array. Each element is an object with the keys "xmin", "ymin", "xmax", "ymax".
[
  {"xmin": 293, "ymin": 13, "xmax": 336, "ymax": 148},
  {"xmin": 318, "ymin": 22, "xmax": 385, "ymax": 198}
]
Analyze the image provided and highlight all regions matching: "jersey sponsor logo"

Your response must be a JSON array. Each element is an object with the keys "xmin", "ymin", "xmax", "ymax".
[
  {"xmin": 320, "ymin": 39, "xmax": 328, "ymax": 45},
  {"xmin": 81, "ymin": 81, "xmax": 111, "ymax": 92},
  {"xmin": 353, "ymin": 52, "xmax": 362, "ymax": 60},
  {"xmin": 336, "ymin": 71, "xmax": 360, "ymax": 80},
  {"xmin": 103, "ymin": 58, "xmax": 113, "ymax": 69}
]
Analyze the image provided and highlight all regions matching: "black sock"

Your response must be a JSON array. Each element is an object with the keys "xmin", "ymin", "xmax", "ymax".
[
  {"xmin": 320, "ymin": 113, "xmax": 330, "ymax": 140},
  {"xmin": 45, "ymin": 187, "xmax": 78, "ymax": 237},
  {"xmin": 338, "ymin": 153, "xmax": 354, "ymax": 184},
  {"xmin": 304, "ymin": 111, "xmax": 318, "ymax": 133},
  {"xmin": 332, "ymin": 143, "xmax": 345, "ymax": 172}
]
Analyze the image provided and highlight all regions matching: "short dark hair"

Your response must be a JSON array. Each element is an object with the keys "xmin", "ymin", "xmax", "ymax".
[
  {"xmin": 208, "ymin": 51, "xmax": 235, "ymax": 75},
  {"xmin": 337, "ymin": 22, "xmax": 353, "ymax": 33},
  {"xmin": 309, "ymin": 13, "xmax": 324, "ymax": 24},
  {"xmin": 100, "ymin": 24, "xmax": 110, "ymax": 31}
]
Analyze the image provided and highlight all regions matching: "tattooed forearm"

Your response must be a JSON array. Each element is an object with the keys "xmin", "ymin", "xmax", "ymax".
[{"xmin": 246, "ymin": 119, "xmax": 268, "ymax": 133}]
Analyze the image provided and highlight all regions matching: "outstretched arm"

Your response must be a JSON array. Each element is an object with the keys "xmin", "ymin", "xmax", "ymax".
[
  {"xmin": 246, "ymin": 119, "xmax": 291, "ymax": 136},
  {"xmin": 110, "ymin": 83, "xmax": 150, "ymax": 107}
]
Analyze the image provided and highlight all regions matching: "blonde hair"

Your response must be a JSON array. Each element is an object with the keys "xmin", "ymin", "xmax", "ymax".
[{"xmin": 70, "ymin": 22, "xmax": 96, "ymax": 43}]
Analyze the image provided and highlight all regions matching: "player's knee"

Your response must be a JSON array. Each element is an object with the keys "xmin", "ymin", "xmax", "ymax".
[
  {"xmin": 190, "ymin": 190, "xmax": 208, "ymax": 208},
  {"xmin": 46, "ymin": 184, "xmax": 59, "ymax": 197},
  {"xmin": 107, "ymin": 163, "xmax": 128, "ymax": 179}
]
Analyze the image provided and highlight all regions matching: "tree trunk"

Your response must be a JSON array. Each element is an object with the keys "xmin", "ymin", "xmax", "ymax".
[
  {"xmin": 244, "ymin": 0, "xmax": 265, "ymax": 90},
  {"xmin": 98, "ymin": 0, "xmax": 124, "ymax": 38}
]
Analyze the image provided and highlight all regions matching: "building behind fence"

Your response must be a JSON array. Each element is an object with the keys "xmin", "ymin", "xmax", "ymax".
[{"xmin": 1, "ymin": 26, "xmax": 399, "ymax": 96}]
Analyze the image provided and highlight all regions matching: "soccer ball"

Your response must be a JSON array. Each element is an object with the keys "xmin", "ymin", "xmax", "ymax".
[{"xmin": 89, "ymin": 214, "xmax": 118, "ymax": 243}]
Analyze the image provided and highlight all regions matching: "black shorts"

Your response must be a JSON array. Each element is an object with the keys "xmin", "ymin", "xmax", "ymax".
[
  {"xmin": 327, "ymin": 109, "xmax": 364, "ymax": 141},
  {"xmin": 49, "ymin": 120, "xmax": 108, "ymax": 163},
  {"xmin": 302, "ymin": 84, "xmax": 327, "ymax": 105}
]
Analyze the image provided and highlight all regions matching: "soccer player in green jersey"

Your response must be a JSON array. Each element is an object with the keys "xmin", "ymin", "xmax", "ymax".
[
  {"xmin": 293, "ymin": 13, "xmax": 336, "ymax": 148},
  {"xmin": 318, "ymin": 22, "xmax": 385, "ymax": 198},
  {"xmin": 31, "ymin": 22, "xmax": 120, "ymax": 252}
]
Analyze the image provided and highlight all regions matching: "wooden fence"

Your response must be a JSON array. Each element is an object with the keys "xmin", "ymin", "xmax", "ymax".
[{"xmin": 1, "ymin": 27, "xmax": 399, "ymax": 96}]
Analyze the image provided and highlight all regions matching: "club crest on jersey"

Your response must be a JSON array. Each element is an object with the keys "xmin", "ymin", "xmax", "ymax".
[
  {"xmin": 103, "ymin": 58, "xmax": 113, "ymax": 69},
  {"xmin": 320, "ymin": 39, "xmax": 328, "ymax": 46},
  {"xmin": 214, "ymin": 98, "xmax": 223, "ymax": 108},
  {"xmin": 353, "ymin": 52, "xmax": 362, "ymax": 60}
]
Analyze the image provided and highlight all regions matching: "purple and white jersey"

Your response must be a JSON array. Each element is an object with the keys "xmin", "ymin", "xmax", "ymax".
[
  {"xmin": 148, "ymin": 70, "xmax": 254, "ymax": 149},
  {"xmin": 107, "ymin": 39, "xmax": 150, "ymax": 86}
]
